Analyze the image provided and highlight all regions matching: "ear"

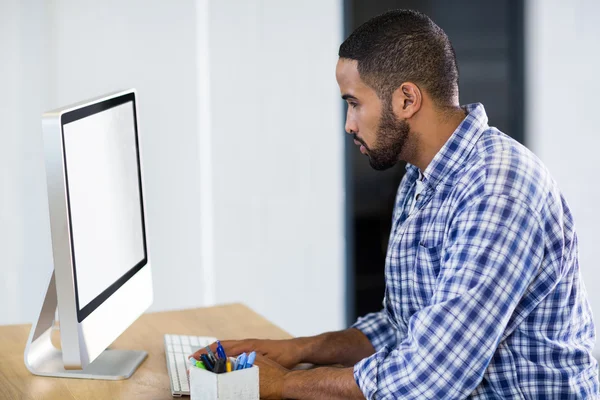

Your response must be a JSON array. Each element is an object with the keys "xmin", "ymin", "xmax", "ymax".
[{"xmin": 391, "ymin": 82, "xmax": 421, "ymax": 119}]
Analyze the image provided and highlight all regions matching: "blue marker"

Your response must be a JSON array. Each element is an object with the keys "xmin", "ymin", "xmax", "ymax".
[
  {"xmin": 245, "ymin": 351, "xmax": 256, "ymax": 369},
  {"xmin": 201, "ymin": 354, "xmax": 214, "ymax": 371},
  {"xmin": 216, "ymin": 340, "xmax": 226, "ymax": 359},
  {"xmin": 235, "ymin": 353, "xmax": 247, "ymax": 371}
]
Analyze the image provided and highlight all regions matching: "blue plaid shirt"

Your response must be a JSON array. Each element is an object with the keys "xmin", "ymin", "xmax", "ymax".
[{"xmin": 352, "ymin": 104, "xmax": 599, "ymax": 399}]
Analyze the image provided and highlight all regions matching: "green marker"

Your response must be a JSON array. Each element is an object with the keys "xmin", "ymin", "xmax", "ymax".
[{"xmin": 195, "ymin": 361, "xmax": 206, "ymax": 370}]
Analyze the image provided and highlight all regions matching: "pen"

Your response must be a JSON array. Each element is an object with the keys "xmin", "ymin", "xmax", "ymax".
[
  {"xmin": 200, "ymin": 354, "xmax": 214, "ymax": 371},
  {"xmin": 195, "ymin": 360, "xmax": 206, "ymax": 370},
  {"xmin": 226, "ymin": 359, "xmax": 232, "ymax": 372},
  {"xmin": 245, "ymin": 351, "xmax": 256, "ymax": 369},
  {"xmin": 214, "ymin": 358, "xmax": 225, "ymax": 373},
  {"xmin": 235, "ymin": 353, "xmax": 247, "ymax": 371},
  {"xmin": 216, "ymin": 340, "xmax": 226, "ymax": 359},
  {"xmin": 205, "ymin": 345, "xmax": 218, "ymax": 363}
]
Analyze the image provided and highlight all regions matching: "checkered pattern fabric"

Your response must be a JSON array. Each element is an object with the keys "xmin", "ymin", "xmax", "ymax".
[{"xmin": 352, "ymin": 103, "xmax": 599, "ymax": 399}]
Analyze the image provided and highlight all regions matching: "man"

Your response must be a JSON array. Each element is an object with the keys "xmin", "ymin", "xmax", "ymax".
[{"xmin": 193, "ymin": 9, "xmax": 599, "ymax": 399}]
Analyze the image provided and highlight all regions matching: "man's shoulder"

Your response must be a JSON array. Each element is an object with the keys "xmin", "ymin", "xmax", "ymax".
[{"xmin": 455, "ymin": 128, "xmax": 559, "ymax": 216}]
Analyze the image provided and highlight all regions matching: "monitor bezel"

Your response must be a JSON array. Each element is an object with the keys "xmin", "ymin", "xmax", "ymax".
[{"xmin": 60, "ymin": 92, "xmax": 148, "ymax": 323}]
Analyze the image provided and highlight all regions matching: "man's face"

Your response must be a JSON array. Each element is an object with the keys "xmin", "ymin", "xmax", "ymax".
[{"xmin": 335, "ymin": 58, "xmax": 410, "ymax": 171}]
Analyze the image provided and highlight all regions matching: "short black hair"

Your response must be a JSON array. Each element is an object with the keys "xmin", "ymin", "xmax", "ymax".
[{"xmin": 339, "ymin": 9, "xmax": 459, "ymax": 108}]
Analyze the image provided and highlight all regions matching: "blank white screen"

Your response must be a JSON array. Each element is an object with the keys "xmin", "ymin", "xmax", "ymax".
[{"xmin": 63, "ymin": 101, "xmax": 145, "ymax": 311}]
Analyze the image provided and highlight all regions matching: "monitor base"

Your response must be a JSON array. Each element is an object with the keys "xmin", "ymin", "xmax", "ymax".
[
  {"xmin": 24, "ymin": 271, "xmax": 147, "ymax": 380},
  {"xmin": 27, "ymin": 344, "xmax": 146, "ymax": 380}
]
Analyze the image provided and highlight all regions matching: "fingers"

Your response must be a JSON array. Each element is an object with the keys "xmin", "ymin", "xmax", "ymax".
[
  {"xmin": 189, "ymin": 341, "xmax": 219, "ymax": 360},
  {"xmin": 254, "ymin": 353, "xmax": 267, "ymax": 365},
  {"xmin": 220, "ymin": 339, "xmax": 256, "ymax": 357},
  {"xmin": 254, "ymin": 353, "xmax": 277, "ymax": 367},
  {"xmin": 189, "ymin": 339, "xmax": 255, "ymax": 360},
  {"xmin": 254, "ymin": 354, "xmax": 289, "ymax": 373},
  {"xmin": 189, "ymin": 349, "xmax": 203, "ymax": 360}
]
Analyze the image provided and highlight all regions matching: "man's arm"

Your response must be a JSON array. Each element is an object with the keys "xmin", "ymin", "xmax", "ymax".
[
  {"xmin": 252, "ymin": 311, "xmax": 401, "ymax": 398},
  {"xmin": 192, "ymin": 327, "xmax": 376, "ymax": 369},
  {"xmin": 298, "ymin": 306, "xmax": 402, "ymax": 366},
  {"xmin": 254, "ymin": 354, "xmax": 364, "ymax": 400},
  {"xmin": 284, "ymin": 367, "xmax": 364, "ymax": 400},
  {"xmin": 192, "ymin": 312, "xmax": 395, "ymax": 369},
  {"xmin": 295, "ymin": 328, "xmax": 375, "ymax": 366}
]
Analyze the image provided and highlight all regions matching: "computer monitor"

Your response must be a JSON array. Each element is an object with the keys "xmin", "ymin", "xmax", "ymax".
[{"xmin": 24, "ymin": 89, "xmax": 153, "ymax": 380}]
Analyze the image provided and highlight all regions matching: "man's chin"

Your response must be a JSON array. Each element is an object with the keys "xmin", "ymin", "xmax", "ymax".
[{"xmin": 368, "ymin": 157, "xmax": 396, "ymax": 171}]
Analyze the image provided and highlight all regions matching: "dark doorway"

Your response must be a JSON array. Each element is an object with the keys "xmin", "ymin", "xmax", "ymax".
[{"xmin": 344, "ymin": 0, "xmax": 525, "ymax": 323}]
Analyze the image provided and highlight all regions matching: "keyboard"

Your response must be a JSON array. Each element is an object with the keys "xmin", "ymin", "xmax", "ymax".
[{"xmin": 164, "ymin": 334, "xmax": 217, "ymax": 397}]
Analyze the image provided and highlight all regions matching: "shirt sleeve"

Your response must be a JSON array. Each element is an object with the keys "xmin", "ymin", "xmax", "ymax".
[
  {"xmin": 353, "ymin": 195, "xmax": 545, "ymax": 399},
  {"xmin": 352, "ymin": 309, "xmax": 400, "ymax": 352}
]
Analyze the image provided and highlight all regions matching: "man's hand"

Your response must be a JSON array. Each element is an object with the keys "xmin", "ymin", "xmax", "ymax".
[
  {"xmin": 254, "ymin": 354, "xmax": 290, "ymax": 399},
  {"xmin": 187, "ymin": 336, "xmax": 368, "ymax": 399},
  {"xmin": 256, "ymin": 358, "xmax": 366, "ymax": 400},
  {"xmin": 190, "ymin": 338, "xmax": 304, "ymax": 369},
  {"xmin": 189, "ymin": 329, "xmax": 375, "ymax": 369}
]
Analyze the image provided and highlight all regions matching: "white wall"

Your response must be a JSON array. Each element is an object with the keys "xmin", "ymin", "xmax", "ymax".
[
  {"xmin": 203, "ymin": 0, "xmax": 345, "ymax": 336},
  {"xmin": 0, "ymin": 0, "xmax": 55, "ymax": 324},
  {"xmin": 0, "ymin": 0, "xmax": 345, "ymax": 337},
  {"xmin": 526, "ymin": 0, "xmax": 600, "ymax": 354}
]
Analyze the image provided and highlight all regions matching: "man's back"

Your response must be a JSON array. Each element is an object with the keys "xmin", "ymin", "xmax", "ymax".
[
  {"xmin": 352, "ymin": 103, "xmax": 598, "ymax": 398},
  {"xmin": 464, "ymin": 108, "xmax": 596, "ymax": 397}
]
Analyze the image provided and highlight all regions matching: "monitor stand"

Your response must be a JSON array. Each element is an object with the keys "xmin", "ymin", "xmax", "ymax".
[{"xmin": 24, "ymin": 271, "xmax": 147, "ymax": 380}]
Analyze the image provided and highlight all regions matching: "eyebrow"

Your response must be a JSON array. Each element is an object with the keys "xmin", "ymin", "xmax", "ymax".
[{"xmin": 342, "ymin": 94, "xmax": 358, "ymax": 101}]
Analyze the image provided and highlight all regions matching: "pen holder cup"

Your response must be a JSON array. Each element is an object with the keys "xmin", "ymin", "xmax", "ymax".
[{"xmin": 189, "ymin": 365, "xmax": 259, "ymax": 400}]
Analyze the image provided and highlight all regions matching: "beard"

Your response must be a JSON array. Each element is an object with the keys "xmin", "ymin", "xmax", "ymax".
[{"xmin": 355, "ymin": 105, "xmax": 410, "ymax": 171}]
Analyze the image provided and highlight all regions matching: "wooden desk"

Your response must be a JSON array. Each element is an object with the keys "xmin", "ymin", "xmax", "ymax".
[{"xmin": 0, "ymin": 304, "xmax": 291, "ymax": 400}]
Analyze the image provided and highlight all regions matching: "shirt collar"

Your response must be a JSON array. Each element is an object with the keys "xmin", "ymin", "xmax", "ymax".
[{"xmin": 405, "ymin": 103, "xmax": 489, "ymax": 189}]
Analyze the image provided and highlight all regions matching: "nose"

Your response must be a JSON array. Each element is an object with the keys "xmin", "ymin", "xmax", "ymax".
[{"xmin": 345, "ymin": 114, "xmax": 357, "ymax": 135}]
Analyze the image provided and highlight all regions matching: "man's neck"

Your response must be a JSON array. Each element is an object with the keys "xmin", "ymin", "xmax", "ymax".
[{"xmin": 408, "ymin": 107, "xmax": 467, "ymax": 172}]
